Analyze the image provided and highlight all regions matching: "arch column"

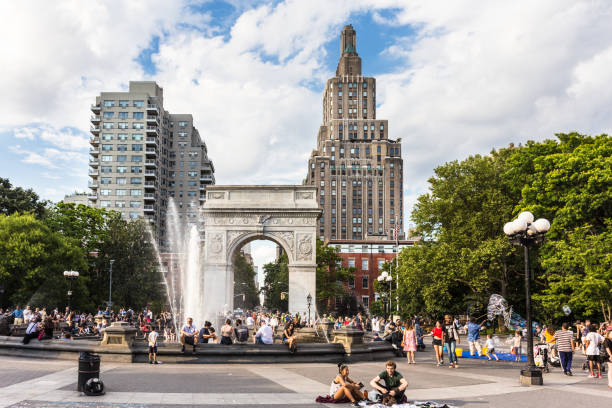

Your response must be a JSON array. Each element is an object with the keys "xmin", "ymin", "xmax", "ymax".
[{"xmin": 288, "ymin": 265, "xmax": 316, "ymax": 317}]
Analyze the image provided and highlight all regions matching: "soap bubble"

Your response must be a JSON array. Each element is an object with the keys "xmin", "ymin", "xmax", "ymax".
[{"xmin": 562, "ymin": 305, "xmax": 571, "ymax": 316}]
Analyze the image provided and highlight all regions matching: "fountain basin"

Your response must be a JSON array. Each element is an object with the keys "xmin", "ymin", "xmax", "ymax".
[{"xmin": 0, "ymin": 335, "xmax": 394, "ymax": 364}]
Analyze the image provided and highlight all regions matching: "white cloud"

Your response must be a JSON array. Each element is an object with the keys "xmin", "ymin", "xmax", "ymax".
[{"xmin": 2, "ymin": 0, "xmax": 612, "ymax": 224}]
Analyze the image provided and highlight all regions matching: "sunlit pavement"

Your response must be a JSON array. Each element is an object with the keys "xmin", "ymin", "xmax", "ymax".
[{"xmin": 0, "ymin": 349, "xmax": 610, "ymax": 407}]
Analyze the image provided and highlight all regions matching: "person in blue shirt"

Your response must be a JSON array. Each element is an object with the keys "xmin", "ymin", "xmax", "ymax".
[
  {"xmin": 12, "ymin": 306, "xmax": 24, "ymax": 326},
  {"xmin": 466, "ymin": 317, "xmax": 485, "ymax": 357}
]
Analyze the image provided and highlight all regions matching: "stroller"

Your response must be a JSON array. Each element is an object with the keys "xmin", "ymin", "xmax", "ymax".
[{"xmin": 533, "ymin": 343, "xmax": 550, "ymax": 373}]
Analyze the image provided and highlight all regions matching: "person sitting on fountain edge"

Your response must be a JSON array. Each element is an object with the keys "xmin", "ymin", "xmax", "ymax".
[
  {"xmin": 369, "ymin": 360, "xmax": 408, "ymax": 404},
  {"xmin": 199, "ymin": 321, "xmax": 216, "ymax": 344},
  {"xmin": 180, "ymin": 317, "xmax": 198, "ymax": 353},
  {"xmin": 283, "ymin": 321, "xmax": 298, "ymax": 353}
]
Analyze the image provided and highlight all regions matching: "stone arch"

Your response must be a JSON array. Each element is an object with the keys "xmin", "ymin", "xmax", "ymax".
[
  {"xmin": 200, "ymin": 186, "xmax": 320, "ymax": 318},
  {"xmin": 226, "ymin": 231, "xmax": 294, "ymax": 265}
]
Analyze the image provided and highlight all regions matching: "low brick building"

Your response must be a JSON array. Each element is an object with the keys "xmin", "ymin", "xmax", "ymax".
[{"xmin": 329, "ymin": 239, "xmax": 419, "ymax": 310}]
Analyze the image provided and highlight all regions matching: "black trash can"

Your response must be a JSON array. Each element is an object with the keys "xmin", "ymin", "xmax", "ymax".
[{"xmin": 78, "ymin": 352, "xmax": 100, "ymax": 392}]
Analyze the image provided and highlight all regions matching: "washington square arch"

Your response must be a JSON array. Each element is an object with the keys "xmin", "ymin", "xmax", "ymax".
[{"xmin": 201, "ymin": 185, "xmax": 321, "ymax": 316}]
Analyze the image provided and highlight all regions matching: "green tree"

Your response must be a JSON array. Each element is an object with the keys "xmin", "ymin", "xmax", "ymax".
[
  {"xmin": 0, "ymin": 177, "xmax": 48, "ymax": 218},
  {"xmin": 401, "ymin": 150, "xmax": 524, "ymax": 318},
  {"xmin": 0, "ymin": 213, "xmax": 89, "ymax": 309},
  {"xmin": 261, "ymin": 252, "xmax": 289, "ymax": 312},
  {"xmin": 233, "ymin": 252, "xmax": 260, "ymax": 310},
  {"xmin": 511, "ymin": 133, "xmax": 612, "ymax": 319},
  {"xmin": 93, "ymin": 216, "xmax": 164, "ymax": 311},
  {"xmin": 315, "ymin": 239, "xmax": 355, "ymax": 314}
]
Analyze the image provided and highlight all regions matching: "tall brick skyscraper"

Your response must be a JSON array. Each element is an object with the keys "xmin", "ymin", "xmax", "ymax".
[{"xmin": 305, "ymin": 25, "xmax": 404, "ymax": 241}]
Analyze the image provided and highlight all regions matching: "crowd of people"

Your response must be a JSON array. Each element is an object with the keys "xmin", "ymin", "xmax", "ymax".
[{"xmin": 3, "ymin": 304, "xmax": 612, "ymax": 389}]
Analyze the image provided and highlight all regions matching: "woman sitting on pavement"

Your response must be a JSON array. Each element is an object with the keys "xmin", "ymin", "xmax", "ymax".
[
  {"xmin": 330, "ymin": 363, "xmax": 364, "ymax": 407},
  {"xmin": 283, "ymin": 321, "xmax": 298, "ymax": 352}
]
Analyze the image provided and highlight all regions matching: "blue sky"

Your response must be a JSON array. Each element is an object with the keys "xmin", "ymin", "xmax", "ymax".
[{"xmin": 2, "ymin": 0, "xmax": 612, "ymax": 269}]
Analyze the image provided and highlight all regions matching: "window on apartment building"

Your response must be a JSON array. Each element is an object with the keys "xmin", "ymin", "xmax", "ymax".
[
  {"xmin": 348, "ymin": 258, "xmax": 355, "ymax": 268},
  {"xmin": 102, "ymin": 123, "xmax": 114, "ymax": 129},
  {"xmin": 362, "ymin": 296, "xmax": 369, "ymax": 307},
  {"xmin": 116, "ymin": 189, "xmax": 127, "ymax": 196},
  {"xmin": 133, "ymin": 112, "xmax": 144, "ymax": 119},
  {"xmin": 100, "ymin": 201, "xmax": 111, "ymax": 208},
  {"xmin": 133, "ymin": 123, "xmax": 144, "ymax": 129},
  {"xmin": 116, "ymin": 144, "xmax": 127, "ymax": 151},
  {"xmin": 377, "ymin": 259, "xmax": 385, "ymax": 270},
  {"xmin": 130, "ymin": 177, "xmax": 142, "ymax": 184},
  {"xmin": 129, "ymin": 212, "xmax": 139, "ymax": 219},
  {"xmin": 132, "ymin": 134, "xmax": 143, "ymax": 141},
  {"xmin": 131, "ymin": 155, "xmax": 142, "ymax": 162},
  {"xmin": 100, "ymin": 189, "xmax": 111, "ymax": 196},
  {"xmin": 103, "ymin": 112, "xmax": 114, "ymax": 119},
  {"xmin": 130, "ymin": 189, "xmax": 142, "ymax": 196},
  {"xmin": 118, "ymin": 100, "xmax": 129, "ymax": 108},
  {"xmin": 362, "ymin": 276, "xmax": 369, "ymax": 289},
  {"xmin": 132, "ymin": 144, "xmax": 143, "ymax": 151},
  {"xmin": 115, "ymin": 201, "xmax": 126, "ymax": 207},
  {"xmin": 101, "ymin": 166, "xmax": 111, "ymax": 173},
  {"xmin": 133, "ymin": 100, "xmax": 144, "ymax": 108},
  {"xmin": 348, "ymin": 278, "xmax": 355, "ymax": 288},
  {"xmin": 117, "ymin": 122, "xmax": 128, "ymax": 129},
  {"xmin": 102, "ymin": 133, "xmax": 113, "ymax": 141},
  {"xmin": 117, "ymin": 134, "xmax": 128, "ymax": 141},
  {"xmin": 130, "ymin": 201, "xmax": 140, "ymax": 208},
  {"xmin": 101, "ymin": 155, "xmax": 112, "ymax": 162},
  {"xmin": 118, "ymin": 112, "xmax": 128, "ymax": 119},
  {"xmin": 362, "ymin": 259, "xmax": 368, "ymax": 270},
  {"xmin": 101, "ymin": 144, "xmax": 112, "ymax": 151},
  {"xmin": 116, "ymin": 177, "xmax": 127, "ymax": 185},
  {"xmin": 103, "ymin": 100, "xmax": 115, "ymax": 107},
  {"xmin": 100, "ymin": 177, "xmax": 111, "ymax": 184},
  {"xmin": 178, "ymin": 121, "xmax": 188, "ymax": 127},
  {"xmin": 131, "ymin": 166, "xmax": 142, "ymax": 173}
]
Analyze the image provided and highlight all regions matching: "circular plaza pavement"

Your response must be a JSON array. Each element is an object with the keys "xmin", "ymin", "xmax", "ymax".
[{"xmin": 0, "ymin": 349, "xmax": 610, "ymax": 407}]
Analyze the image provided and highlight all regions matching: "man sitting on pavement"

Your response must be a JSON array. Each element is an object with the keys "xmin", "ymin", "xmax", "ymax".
[
  {"xmin": 180, "ymin": 317, "xmax": 198, "ymax": 353},
  {"xmin": 369, "ymin": 360, "xmax": 408, "ymax": 404}
]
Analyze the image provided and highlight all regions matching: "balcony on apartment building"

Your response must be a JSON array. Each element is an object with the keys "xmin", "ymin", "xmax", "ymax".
[
  {"xmin": 91, "ymin": 104, "xmax": 101, "ymax": 113},
  {"xmin": 145, "ymin": 147, "xmax": 158, "ymax": 157},
  {"xmin": 90, "ymin": 126, "xmax": 100, "ymax": 134},
  {"xmin": 144, "ymin": 205, "xmax": 156, "ymax": 213},
  {"xmin": 90, "ymin": 115, "xmax": 101, "ymax": 124},
  {"xmin": 146, "ymin": 126, "xmax": 159, "ymax": 135},
  {"xmin": 144, "ymin": 170, "xmax": 156, "ymax": 177},
  {"xmin": 145, "ymin": 159, "xmax": 157, "ymax": 167},
  {"xmin": 89, "ymin": 159, "xmax": 99, "ymax": 167},
  {"xmin": 87, "ymin": 193, "xmax": 98, "ymax": 200},
  {"xmin": 146, "ymin": 104, "xmax": 159, "ymax": 115},
  {"xmin": 144, "ymin": 193, "xmax": 155, "ymax": 201}
]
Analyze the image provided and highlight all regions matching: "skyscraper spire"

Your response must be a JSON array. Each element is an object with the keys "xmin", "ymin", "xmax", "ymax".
[{"xmin": 336, "ymin": 25, "xmax": 361, "ymax": 76}]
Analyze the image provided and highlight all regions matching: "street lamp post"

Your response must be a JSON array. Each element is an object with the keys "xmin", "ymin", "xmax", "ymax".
[
  {"xmin": 503, "ymin": 211, "xmax": 550, "ymax": 386},
  {"xmin": 377, "ymin": 271, "xmax": 393, "ymax": 318},
  {"xmin": 306, "ymin": 293, "xmax": 312, "ymax": 326},
  {"xmin": 63, "ymin": 271, "xmax": 80, "ymax": 310},
  {"xmin": 108, "ymin": 259, "xmax": 115, "ymax": 309}
]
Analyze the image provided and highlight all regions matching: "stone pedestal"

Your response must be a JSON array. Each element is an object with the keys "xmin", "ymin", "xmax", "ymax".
[
  {"xmin": 332, "ymin": 326, "xmax": 364, "ymax": 355},
  {"xmin": 519, "ymin": 368, "xmax": 543, "ymax": 386},
  {"xmin": 99, "ymin": 321, "xmax": 137, "ymax": 348}
]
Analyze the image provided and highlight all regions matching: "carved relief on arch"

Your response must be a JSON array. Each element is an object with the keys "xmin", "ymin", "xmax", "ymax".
[
  {"xmin": 227, "ymin": 230, "xmax": 249, "ymax": 252},
  {"xmin": 267, "ymin": 231, "xmax": 294, "ymax": 255},
  {"xmin": 296, "ymin": 233, "xmax": 313, "ymax": 261},
  {"xmin": 207, "ymin": 232, "xmax": 224, "ymax": 260}
]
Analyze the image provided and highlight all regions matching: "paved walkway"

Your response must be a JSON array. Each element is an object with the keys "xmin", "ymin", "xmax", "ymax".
[{"xmin": 0, "ymin": 350, "xmax": 610, "ymax": 407}]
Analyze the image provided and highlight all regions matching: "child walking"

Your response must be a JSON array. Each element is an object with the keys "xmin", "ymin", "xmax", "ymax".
[
  {"xmin": 148, "ymin": 326, "xmax": 159, "ymax": 364},
  {"xmin": 485, "ymin": 334, "xmax": 499, "ymax": 361},
  {"xmin": 403, "ymin": 321, "xmax": 417, "ymax": 364}
]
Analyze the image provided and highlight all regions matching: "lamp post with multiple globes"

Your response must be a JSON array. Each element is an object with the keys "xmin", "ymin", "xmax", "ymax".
[
  {"xmin": 63, "ymin": 270, "xmax": 79, "ymax": 310},
  {"xmin": 377, "ymin": 271, "xmax": 393, "ymax": 318},
  {"xmin": 503, "ymin": 211, "xmax": 550, "ymax": 386}
]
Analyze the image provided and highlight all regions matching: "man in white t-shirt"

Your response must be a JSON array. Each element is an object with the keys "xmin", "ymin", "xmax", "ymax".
[
  {"xmin": 584, "ymin": 324, "xmax": 603, "ymax": 378},
  {"xmin": 246, "ymin": 315, "xmax": 254, "ymax": 327},
  {"xmin": 148, "ymin": 327, "xmax": 159, "ymax": 364},
  {"xmin": 255, "ymin": 320, "xmax": 274, "ymax": 344},
  {"xmin": 180, "ymin": 317, "xmax": 198, "ymax": 353}
]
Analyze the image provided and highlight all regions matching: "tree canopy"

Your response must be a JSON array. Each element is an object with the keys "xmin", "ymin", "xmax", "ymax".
[{"xmin": 398, "ymin": 133, "xmax": 611, "ymax": 322}]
